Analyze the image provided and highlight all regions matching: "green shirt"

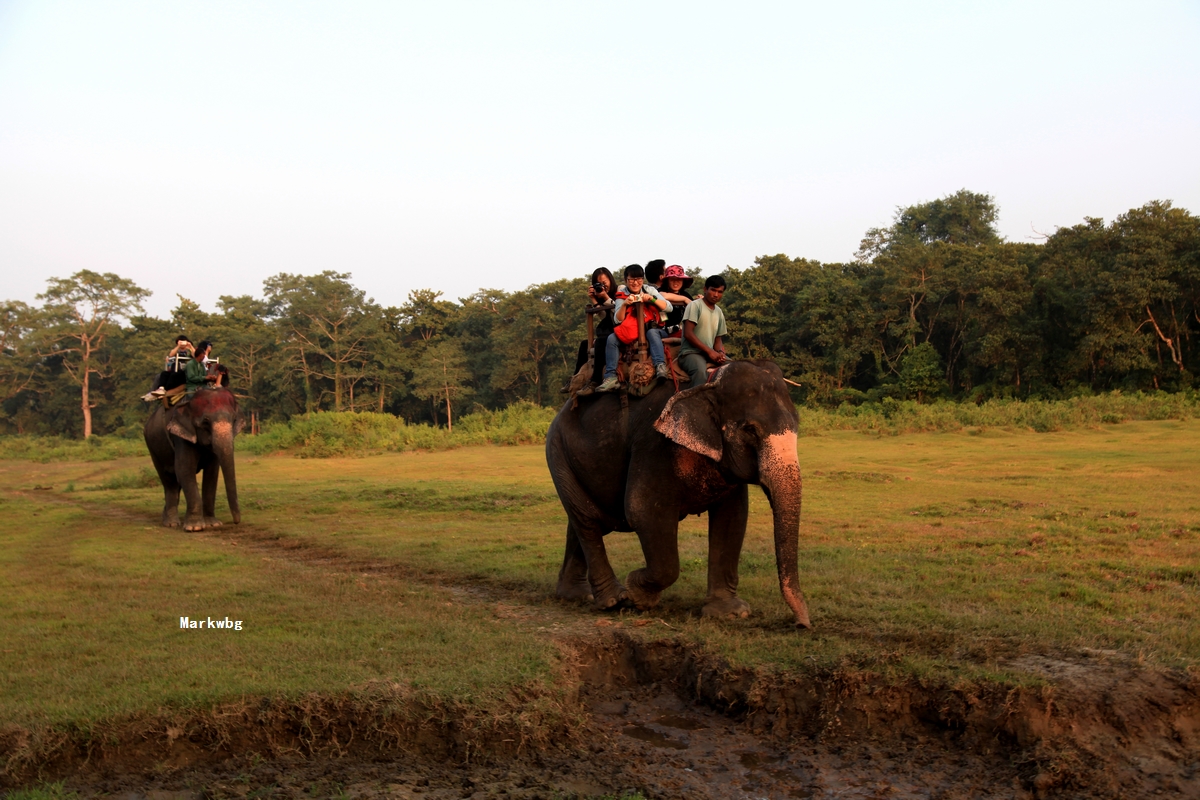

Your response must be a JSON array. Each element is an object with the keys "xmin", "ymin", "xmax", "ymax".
[
  {"xmin": 184, "ymin": 358, "xmax": 208, "ymax": 393},
  {"xmin": 679, "ymin": 300, "xmax": 727, "ymax": 356}
]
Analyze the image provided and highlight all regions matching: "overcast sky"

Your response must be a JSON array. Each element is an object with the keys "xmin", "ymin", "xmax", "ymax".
[{"xmin": 2, "ymin": 1, "xmax": 1198, "ymax": 318}]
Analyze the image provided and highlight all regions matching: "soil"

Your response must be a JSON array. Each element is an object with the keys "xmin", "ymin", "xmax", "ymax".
[{"xmin": 4, "ymin": 498, "xmax": 1199, "ymax": 799}]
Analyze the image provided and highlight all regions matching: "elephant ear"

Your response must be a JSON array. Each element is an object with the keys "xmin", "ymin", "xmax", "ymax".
[
  {"xmin": 654, "ymin": 386, "xmax": 723, "ymax": 461},
  {"xmin": 234, "ymin": 410, "xmax": 246, "ymax": 437},
  {"xmin": 165, "ymin": 408, "xmax": 197, "ymax": 444}
]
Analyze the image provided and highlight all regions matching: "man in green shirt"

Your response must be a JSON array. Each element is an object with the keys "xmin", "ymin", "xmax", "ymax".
[
  {"xmin": 678, "ymin": 275, "xmax": 729, "ymax": 389},
  {"xmin": 185, "ymin": 341, "xmax": 218, "ymax": 394}
]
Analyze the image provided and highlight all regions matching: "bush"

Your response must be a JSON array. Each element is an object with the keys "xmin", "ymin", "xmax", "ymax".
[
  {"xmin": 794, "ymin": 391, "xmax": 1198, "ymax": 436},
  {"xmin": 0, "ymin": 435, "xmax": 146, "ymax": 462},
  {"xmin": 238, "ymin": 402, "xmax": 556, "ymax": 458}
]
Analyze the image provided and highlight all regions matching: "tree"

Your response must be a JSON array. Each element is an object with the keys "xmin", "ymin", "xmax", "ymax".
[
  {"xmin": 899, "ymin": 342, "xmax": 944, "ymax": 402},
  {"xmin": 489, "ymin": 279, "xmax": 585, "ymax": 406},
  {"xmin": 0, "ymin": 301, "xmax": 38, "ymax": 424},
  {"xmin": 37, "ymin": 271, "xmax": 150, "ymax": 438},
  {"xmin": 410, "ymin": 339, "xmax": 472, "ymax": 431},
  {"xmin": 858, "ymin": 189, "xmax": 1002, "ymax": 260},
  {"xmin": 262, "ymin": 272, "xmax": 383, "ymax": 412}
]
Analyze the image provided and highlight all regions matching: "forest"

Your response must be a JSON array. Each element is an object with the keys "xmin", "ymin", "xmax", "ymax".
[{"xmin": 2, "ymin": 190, "xmax": 1198, "ymax": 438}]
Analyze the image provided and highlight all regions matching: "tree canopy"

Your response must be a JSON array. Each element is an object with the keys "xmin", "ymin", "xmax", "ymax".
[{"xmin": 3, "ymin": 193, "xmax": 1197, "ymax": 437}]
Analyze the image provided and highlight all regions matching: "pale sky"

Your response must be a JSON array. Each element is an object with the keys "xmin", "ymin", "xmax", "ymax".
[{"xmin": 2, "ymin": 1, "xmax": 1198, "ymax": 318}]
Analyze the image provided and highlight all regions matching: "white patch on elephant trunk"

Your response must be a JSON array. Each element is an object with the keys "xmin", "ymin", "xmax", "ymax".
[
  {"xmin": 212, "ymin": 420, "xmax": 240, "ymax": 523},
  {"xmin": 759, "ymin": 429, "xmax": 811, "ymax": 628}
]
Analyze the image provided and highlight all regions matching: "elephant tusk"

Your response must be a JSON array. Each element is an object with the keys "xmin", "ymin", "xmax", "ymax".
[{"xmin": 783, "ymin": 378, "xmax": 802, "ymax": 387}]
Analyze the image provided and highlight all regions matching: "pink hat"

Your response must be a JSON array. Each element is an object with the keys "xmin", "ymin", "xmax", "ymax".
[{"xmin": 662, "ymin": 265, "xmax": 694, "ymax": 289}]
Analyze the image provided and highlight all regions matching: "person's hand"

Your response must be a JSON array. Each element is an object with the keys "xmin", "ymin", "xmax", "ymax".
[{"xmin": 711, "ymin": 349, "xmax": 728, "ymax": 364}]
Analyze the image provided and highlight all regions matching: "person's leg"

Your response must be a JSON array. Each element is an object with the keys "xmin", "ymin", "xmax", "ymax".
[
  {"xmin": 680, "ymin": 352, "xmax": 709, "ymax": 389},
  {"xmin": 591, "ymin": 330, "xmax": 609, "ymax": 380},
  {"xmin": 597, "ymin": 333, "xmax": 622, "ymax": 391},
  {"xmin": 574, "ymin": 339, "xmax": 588, "ymax": 373},
  {"xmin": 604, "ymin": 334, "xmax": 620, "ymax": 379},
  {"xmin": 646, "ymin": 328, "xmax": 665, "ymax": 366}
]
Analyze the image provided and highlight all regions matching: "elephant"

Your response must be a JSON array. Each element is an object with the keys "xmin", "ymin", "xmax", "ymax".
[
  {"xmin": 546, "ymin": 359, "xmax": 811, "ymax": 627},
  {"xmin": 143, "ymin": 388, "xmax": 242, "ymax": 531}
]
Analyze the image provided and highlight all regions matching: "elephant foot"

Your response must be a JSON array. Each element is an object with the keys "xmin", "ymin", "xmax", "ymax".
[
  {"xmin": 624, "ymin": 570, "xmax": 664, "ymax": 611},
  {"xmin": 592, "ymin": 583, "xmax": 629, "ymax": 611},
  {"xmin": 701, "ymin": 596, "xmax": 752, "ymax": 619},
  {"xmin": 162, "ymin": 514, "xmax": 181, "ymax": 528},
  {"xmin": 556, "ymin": 578, "xmax": 595, "ymax": 604},
  {"xmin": 183, "ymin": 517, "xmax": 206, "ymax": 532},
  {"xmin": 203, "ymin": 517, "xmax": 223, "ymax": 529}
]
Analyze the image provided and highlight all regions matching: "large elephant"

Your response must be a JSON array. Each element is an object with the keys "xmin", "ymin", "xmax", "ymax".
[
  {"xmin": 143, "ymin": 388, "xmax": 242, "ymax": 531},
  {"xmin": 546, "ymin": 360, "xmax": 811, "ymax": 627}
]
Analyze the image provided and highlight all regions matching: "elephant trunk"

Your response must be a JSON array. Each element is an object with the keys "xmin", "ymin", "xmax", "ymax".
[
  {"xmin": 759, "ymin": 431, "xmax": 811, "ymax": 628},
  {"xmin": 212, "ymin": 420, "xmax": 241, "ymax": 524}
]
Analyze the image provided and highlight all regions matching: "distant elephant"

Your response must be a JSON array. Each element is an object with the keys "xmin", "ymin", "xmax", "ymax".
[
  {"xmin": 546, "ymin": 360, "xmax": 811, "ymax": 627},
  {"xmin": 143, "ymin": 388, "xmax": 242, "ymax": 531}
]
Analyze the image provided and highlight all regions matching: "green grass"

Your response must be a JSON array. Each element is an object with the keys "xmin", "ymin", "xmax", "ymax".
[
  {"xmin": 0, "ymin": 479, "xmax": 564, "ymax": 729},
  {"xmin": 0, "ymin": 782, "xmax": 78, "ymax": 800},
  {"xmin": 2, "ymin": 419, "xmax": 1198, "ymax": 733}
]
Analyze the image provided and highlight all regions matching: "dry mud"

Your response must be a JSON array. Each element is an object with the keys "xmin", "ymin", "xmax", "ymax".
[{"xmin": 3, "ymin": 633, "xmax": 1197, "ymax": 799}]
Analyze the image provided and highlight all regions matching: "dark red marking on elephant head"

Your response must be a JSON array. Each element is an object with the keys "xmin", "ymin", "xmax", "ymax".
[
  {"xmin": 187, "ymin": 387, "xmax": 239, "ymax": 417},
  {"xmin": 166, "ymin": 389, "xmax": 243, "ymax": 444}
]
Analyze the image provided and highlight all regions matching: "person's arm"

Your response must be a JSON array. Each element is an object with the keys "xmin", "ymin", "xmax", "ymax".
[
  {"xmin": 613, "ymin": 295, "xmax": 628, "ymax": 323},
  {"xmin": 712, "ymin": 335, "xmax": 727, "ymax": 362},
  {"xmin": 646, "ymin": 287, "xmax": 670, "ymax": 313},
  {"xmin": 659, "ymin": 291, "xmax": 689, "ymax": 305},
  {"xmin": 683, "ymin": 320, "xmax": 727, "ymax": 364}
]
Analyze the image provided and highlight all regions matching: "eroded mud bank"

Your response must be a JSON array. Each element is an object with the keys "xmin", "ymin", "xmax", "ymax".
[{"xmin": 2, "ymin": 633, "xmax": 1197, "ymax": 799}]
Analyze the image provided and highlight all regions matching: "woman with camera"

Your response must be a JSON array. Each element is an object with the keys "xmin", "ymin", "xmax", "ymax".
[{"xmin": 564, "ymin": 267, "xmax": 617, "ymax": 394}]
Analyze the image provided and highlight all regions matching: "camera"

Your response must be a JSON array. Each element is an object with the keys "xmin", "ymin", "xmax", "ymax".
[{"xmin": 591, "ymin": 281, "xmax": 607, "ymax": 297}]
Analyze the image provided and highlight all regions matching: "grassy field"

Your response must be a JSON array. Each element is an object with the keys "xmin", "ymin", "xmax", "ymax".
[{"xmin": 2, "ymin": 420, "xmax": 1198, "ymax": 734}]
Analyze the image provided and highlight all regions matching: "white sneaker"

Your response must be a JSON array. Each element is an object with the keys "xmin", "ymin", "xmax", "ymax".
[
  {"xmin": 655, "ymin": 363, "xmax": 671, "ymax": 380},
  {"xmin": 141, "ymin": 392, "xmax": 157, "ymax": 402},
  {"xmin": 596, "ymin": 376, "xmax": 620, "ymax": 392}
]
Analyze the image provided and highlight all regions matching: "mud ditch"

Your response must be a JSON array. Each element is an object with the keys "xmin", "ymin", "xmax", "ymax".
[{"xmin": 3, "ymin": 633, "xmax": 1197, "ymax": 799}]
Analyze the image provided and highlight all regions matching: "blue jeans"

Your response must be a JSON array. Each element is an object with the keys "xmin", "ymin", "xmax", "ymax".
[{"xmin": 604, "ymin": 328, "xmax": 665, "ymax": 379}]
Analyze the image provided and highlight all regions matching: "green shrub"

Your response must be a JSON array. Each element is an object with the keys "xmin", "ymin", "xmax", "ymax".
[
  {"xmin": 0, "ymin": 435, "xmax": 145, "ymax": 462},
  {"xmin": 238, "ymin": 402, "xmax": 556, "ymax": 458},
  {"xmin": 85, "ymin": 467, "xmax": 159, "ymax": 491},
  {"xmin": 795, "ymin": 391, "xmax": 1198, "ymax": 436}
]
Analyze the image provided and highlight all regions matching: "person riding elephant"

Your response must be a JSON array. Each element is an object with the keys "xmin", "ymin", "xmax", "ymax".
[
  {"xmin": 546, "ymin": 359, "xmax": 811, "ymax": 627},
  {"xmin": 144, "ymin": 385, "xmax": 242, "ymax": 531},
  {"xmin": 184, "ymin": 340, "xmax": 219, "ymax": 394},
  {"xmin": 565, "ymin": 267, "xmax": 618, "ymax": 395}
]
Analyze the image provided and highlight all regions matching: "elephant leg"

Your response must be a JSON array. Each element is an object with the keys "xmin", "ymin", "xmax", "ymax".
[
  {"xmin": 624, "ymin": 514, "xmax": 681, "ymax": 612},
  {"xmin": 174, "ymin": 442, "xmax": 205, "ymax": 532},
  {"xmin": 577, "ymin": 520, "xmax": 627, "ymax": 611},
  {"xmin": 201, "ymin": 460, "xmax": 222, "ymax": 529},
  {"xmin": 556, "ymin": 521, "xmax": 594, "ymax": 603},
  {"xmin": 158, "ymin": 470, "xmax": 182, "ymax": 528},
  {"xmin": 702, "ymin": 485, "xmax": 752, "ymax": 619},
  {"xmin": 548, "ymin": 452, "xmax": 626, "ymax": 610}
]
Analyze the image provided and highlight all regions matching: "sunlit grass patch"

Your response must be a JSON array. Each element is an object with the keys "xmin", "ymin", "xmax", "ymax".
[{"xmin": 0, "ymin": 488, "xmax": 564, "ymax": 728}]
